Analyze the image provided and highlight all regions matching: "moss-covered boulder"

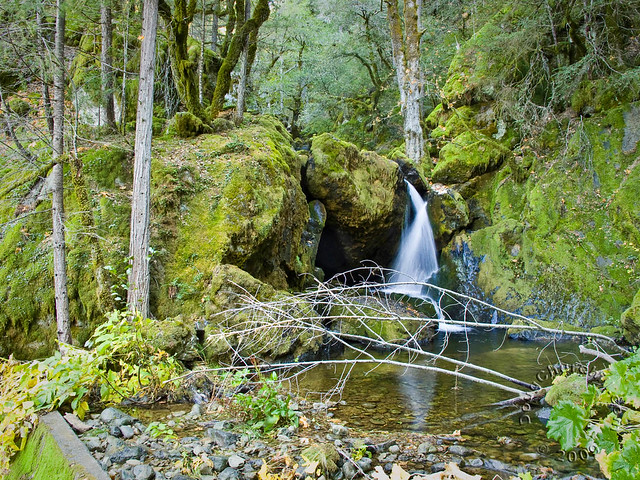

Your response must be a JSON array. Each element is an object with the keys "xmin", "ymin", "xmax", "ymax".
[
  {"xmin": 545, "ymin": 374, "xmax": 588, "ymax": 406},
  {"xmin": 305, "ymin": 133, "xmax": 405, "ymax": 276},
  {"xmin": 432, "ymin": 131, "xmax": 510, "ymax": 184},
  {"xmin": 443, "ymin": 103, "xmax": 640, "ymax": 332},
  {"xmin": 427, "ymin": 183, "xmax": 470, "ymax": 248},
  {"xmin": 621, "ymin": 289, "xmax": 640, "ymax": 344},
  {"xmin": 202, "ymin": 264, "xmax": 323, "ymax": 362}
]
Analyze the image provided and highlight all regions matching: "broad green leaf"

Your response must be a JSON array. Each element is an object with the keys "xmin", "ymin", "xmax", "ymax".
[{"xmin": 547, "ymin": 400, "xmax": 588, "ymax": 450}]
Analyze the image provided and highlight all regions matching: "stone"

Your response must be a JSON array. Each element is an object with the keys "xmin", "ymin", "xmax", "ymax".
[
  {"xmin": 228, "ymin": 454, "xmax": 245, "ymax": 469},
  {"xmin": 83, "ymin": 436, "xmax": 103, "ymax": 452},
  {"xmin": 218, "ymin": 467, "xmax": 241, "ymax": 480},
  {"xmin": 330, "ymin": 424, "xmax": 349, "ymax": 437},
  {"xmin": 388, "ymin": 445, "xmax": 400, "ymax": 454},
  {"xmin": 342, "ymin": 462, "xmax": 358, "ymax": 480},
  {"xmin": 133, "ymin": 464, "xmax": 156, "ymax": 480},
  {"xmin": 110, "ymin": 446, "xmax": 147, "ymax": 464},
  {"xmin": 356, "ymin": 457, "xmax": 373, "ymax": 473},
  {"xmin": 110, "ymin": 426, "xmax": 123, "ymax": 438},
  {"xmin": 483, "ymin": 458, "xmax": 514, "ymax": 472},
  {"xmin": 207, "ymin": 429, "xmax": 239, "ymax": 448},
  {"xmin": 447, "ymin": 445, "xmax": 472, "ymax": 457},
  {"xmin": 466, "ymin": 458, "xmax": 484, "ymax": 468},
  {"xmin": 210, "ymin": 455, "xmax": 229, "ymax": 472},
  {"xmin": 120, "ymin": 425, "xmax": 136, "ymax": 440},
  {"xmin": 100, "ymin": 407, "xmax": 134, "ymax": 425}
]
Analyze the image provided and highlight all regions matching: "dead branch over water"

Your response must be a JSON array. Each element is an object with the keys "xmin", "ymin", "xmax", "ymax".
[{"xmin": 176, "ymin": 267, "xmax": 625, "ymax": 401}]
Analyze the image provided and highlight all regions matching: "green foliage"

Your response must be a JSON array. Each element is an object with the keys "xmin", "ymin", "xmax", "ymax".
[
  {"xmin": 145, "ymin": 421, "xmax": 177, "ymax": 441},
  {"xmin": 546, "ymin": 350, "xmax": 640, "ymax": 480},
  {"xmin": 0, "ymin": 310, "xmax": 183, "ymax": 475},
  {"xmin": 234, "ymin": 372, "xmax": 299, "ymax": 434}
]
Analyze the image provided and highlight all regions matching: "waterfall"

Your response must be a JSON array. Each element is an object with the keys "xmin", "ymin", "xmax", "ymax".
[
  {"xmin": 386, "ymin": 181, "xmax": 467, "ymax": 332},
  {"xmin": 386, "ymin": 181, "xmax": 439, "ymax": 296}
]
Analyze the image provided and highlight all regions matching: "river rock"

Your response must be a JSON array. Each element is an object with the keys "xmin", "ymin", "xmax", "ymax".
[
  {"xmin": 305, "ymin": 133, "xmax": 405, "ymax": 276},
  {"xmin": 207, "ymin": 428, "xmax": 239, "ymax": 448},
  {"xmin": 448, "ymin": 445, "xmax": 472, "ymax": 457},
  {"xmin": 110, "ymin": 446, "xmax": 147, "ymax": 464},
  {"xmin": 133, "ymin": 464, "xmax": 155, "ymax": 480},
  {"xmin": 342, "ymin": 462, "xmax": 358, "ymax": 479},
  {"xmin": 356, "ymin": 457, "xmax": 373, "ymax": 473},
  {"xmin": 210, "ymin": 455, "xmax": 229, "ymax": 472},
  {"xmin": 120, "ymin": 425, "xmax": 136, "ymax": 439},
  {"xmin": 101, "ymin": 407, "xmax": 135, "ymax": 425},
  {"xmin": 218, "ymin": 467, "xmax": 241, "ymax": 480},
  {"xmin": 330, "ymin": 424, "xmax": 349, "ymax": 437},
  {"xmin": 228, "ymin": 454, "xmax": 245, "ymax": 469},
  {"xmin": 466, "ymin": 458, "xmax": 484, "ymax": 467},
  {"xmin": 483, "ymin": 458, "xmax": 514, "ymax": 472}
]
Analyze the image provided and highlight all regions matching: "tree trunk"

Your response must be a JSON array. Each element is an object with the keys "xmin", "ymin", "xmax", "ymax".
[
  {"xmin": 120, "ymin": 0, "xmax": 131, "ymax": 132},
  {"xmin": 233, "ymin": 0, "xmax": 251, "ymax": 124},
  {"xmin": 159, "ymin": 0, "xmax": 204, "ymax": 119},
  {"xmin": 52, "ymin": 0, "xmax": 71, "ymax": 346},
  {"xmin": 386, "ymin": 0, "xmax": 424, "ymax": 165},
  {"xmin": 128, "ymin": 0, "xmax": 159, "ymax": 318},
  {"xmin": 198, "ymin": 0, "xmax": 206, "ymax": 105},
  {"xmin": 36, "ymin": 10, "xmax": 54, "ymax": 136},
  {"xmin": 211, "ymin": 0, "xmax": 219, "ymax": 53},
  {"xmin": 209, "ymin": 0, "xmax": 269, "ymax": 118},
  {"xmin": 101, "ymin": 0, "xmax": 116, "ymax": 129}
]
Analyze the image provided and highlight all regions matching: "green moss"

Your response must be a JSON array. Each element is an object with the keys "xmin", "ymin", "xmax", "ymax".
[
  {"xmin": 621, "ymin": 289, "xmax": 640, "ymax": 344},
  {"xmin": 545, "ymin": 373, "xmax": 588, "ymax": 407},
  {"xmin": 80, "ymin": 147, "xmax": 131, "ymax": 189},
  {"xmin": 432, "ymin": 131, "xmax": 509, "ymax": 183},
  {"xmin": 173, "ymin": 111, "xmax": 208, "ymax": 137},
  {"xmin": 7, "ymin": 97, "xmax": 31, "ymax": 116}
]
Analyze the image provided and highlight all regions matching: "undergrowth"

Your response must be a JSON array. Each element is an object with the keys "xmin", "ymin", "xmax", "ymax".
[{"xmin": 0, "ymin": 310, "xmax": 183, "ymax": 476}]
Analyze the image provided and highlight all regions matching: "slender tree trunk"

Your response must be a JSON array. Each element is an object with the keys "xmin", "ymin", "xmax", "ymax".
[
  {"xmin": 128, "ymin": 0, "xmax": 159, "ymax": 318},
  {"xmin": 386, "ymin": 0, "xmax": 424, "ymax": 164},
  {"xmin": 198, "ymin": 0, "xmax": 206, "ymax": 105},
  {"xmin": 101, "ymin": 0, "xmax": 116, "ymax": 129},
  {"xmin": 36, "ymin": 11, "xmax": 55, "ymax": 136},
  {"xmin": 52, "ymin": 0, "xmax": 71, "ymax": 346},
  {"xmin": 120, "ymin": 0, "xmax": 131, "ymax": 132},
  {"xmin": 233, "ymin": 0, "xmax": 250, "ymax": 124},
  {"xmin": 211, "ymin": 0, "xmax": 219, "ymax": 53},
  {"xmin": 210, "ymin": 0, "xmax": 269, "ymax": 118}
]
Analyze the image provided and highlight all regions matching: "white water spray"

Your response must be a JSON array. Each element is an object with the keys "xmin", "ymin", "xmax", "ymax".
[{"xmin": 387, "ymin": 181, "xmax": 467, "ymax": 332}]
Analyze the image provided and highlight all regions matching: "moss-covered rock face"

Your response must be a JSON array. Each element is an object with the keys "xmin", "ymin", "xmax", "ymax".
[
  {"xmin": 305, "ymin": 133, "xmax": 406, "ymax": 276},
  {"xmin": 442, "ymin": 103, "xmax": 640, "ymax": 331},
  {"xmin": 621, "ymin": 289, "xmax": 640, "ymax": 344},
  {"xmin": 427, "ymin": 183, "xmax": 470, "ymax": 249},
  {"xmin": 0, "ymin": 115, "xmax": 317, "ymax": 359},
  {"xmin": 202, "ymin": 264, "xmax": 323, "ymax": 363},
  {"xmin": 432, "ymin": 131, "xmax": 510, "ymax": 184},
  {"xmin": 153, "ymin": 115, "xmax": 312, "ymax": 319}
]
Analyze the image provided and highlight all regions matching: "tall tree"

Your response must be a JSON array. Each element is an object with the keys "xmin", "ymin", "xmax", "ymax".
[
  {"xmin": 128, "ymin": 0, "xmax": 159, "ymax": 318},
  {"xmin": 233, "ymin": 0, "xmax": 251, "ymax": 123},
  {"xmin": 52, "ymin": 0, "xmax": 71, "ymax": 345},
  {"xmin": 386, "ymin": 0, "xmax": 424, "ymax": 164},
  {"xmin": 101, "ymin": 0, "xmax": 116, "ymax": 129},
  {"xmin": 209, "ymin": 0, "xmax": 269, "ymax": 118}
]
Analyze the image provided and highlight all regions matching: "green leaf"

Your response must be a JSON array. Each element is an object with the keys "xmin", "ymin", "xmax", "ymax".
[{"xmin": 547, "ymin": 400, "xmax": 589, "ymax": 450}]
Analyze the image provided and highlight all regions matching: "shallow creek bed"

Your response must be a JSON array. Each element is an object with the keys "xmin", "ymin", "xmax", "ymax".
[{"xmin": 69, "ymin": 400, "xmax": 603, "ymax": 480}]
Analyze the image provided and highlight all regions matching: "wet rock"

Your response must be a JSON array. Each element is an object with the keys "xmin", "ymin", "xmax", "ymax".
[
  {"xmin": 430, "ymin": 463, "xmax": 446, "ymax": 473},
  {"xmin": 483, "ymin": 458, "xmax": 514, "ymax": 472},
  {"xmin": 448, "ymin": 445, "xmax": 472, "ymax": 457},
  {"xmin": 218, "ymin": 467, "xmax": 241, "ymax": 480},
  {"xmin": 208, "ymin": 428, "xmax": 239, "ymax": 448},
  {"xmin": 356, "ymin": 457, "xmax": 373, "ymax": 473},
  {"xmin": 100, "ymin": 407, "xmax": 135, "ymax": 425},
  {"xmin": 173, "ymin": 475, "xmax": 198, "ymax": 480},
  {"xmin": 467, "ymin": 458, "xmax": 484, "ymax": 467}
]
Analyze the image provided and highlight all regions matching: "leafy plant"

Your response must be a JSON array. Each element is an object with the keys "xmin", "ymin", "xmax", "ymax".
[
  {"xmin": 145, "ymin": 421, "xmax": 177, "ymax": 440},
  {"xmin": 0, "ymin": 310, "xmax": 183, "ymax": 475},
  {"xmin": 234, "ymin": 372, "xmax": 298, "ymax": 434},
  {"xmin": 546, "ymin": 349, "xmax": 640, "ymax": 480}
]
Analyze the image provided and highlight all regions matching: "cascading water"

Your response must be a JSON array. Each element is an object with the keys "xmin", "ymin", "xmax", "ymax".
[
  {"xmin": 386, "ymin": 181, "xmax": 439, "ymax": 296},
  {"xmin": 386, "ymin": 181, "xmax": 467, "ymax": 332}
]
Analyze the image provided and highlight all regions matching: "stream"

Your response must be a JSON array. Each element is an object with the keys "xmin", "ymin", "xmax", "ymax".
[{"xmin": 290, "ymin": 330, "xmax": 603, "ymax": 477}]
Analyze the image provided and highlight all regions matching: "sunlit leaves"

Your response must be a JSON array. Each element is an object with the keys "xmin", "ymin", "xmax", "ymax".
[{"xmin": 547, "ymin": 400, "xmax": 588, "ymax": 450}]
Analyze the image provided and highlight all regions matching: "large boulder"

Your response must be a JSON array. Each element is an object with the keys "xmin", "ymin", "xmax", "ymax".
[{"xmin": 305, "ymin": 133, "xmax": 406, "ymax": 276}]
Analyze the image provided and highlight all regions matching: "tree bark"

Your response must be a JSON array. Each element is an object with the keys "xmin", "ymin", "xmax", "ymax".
[
  {"xmin": 127, "ymin": 0, "xmax": 159, "ymax": 318},
  {"xmin": 101, "ymin": 0, "xmax": 116, "ymax": 129},
  {"xmin": 211, "ymin": 0, "xmax": 219, "ymax": 53},
  {"xmin": 159, "ymin": 0, "xmax": 204, "ymax": 119},
  {"xmin": 386, "ymin": 0, "xmax": 424, "ymax": 164},
  {"xmin": 233, "ymin": 0, "xmax": 251, "ymax": 124},
  {"xmin": 198, "ymin": 0, "xmax": 206, "ymax": 105},
  {"xmin": 36, "ymin": 10, "xmax": 54, "ymax": 136},
  {"xmin": 52, "ymin": 0, "xmax": 71, "ymax": 346},
  {"xmin": 209, "ymin": 0, "xmax": 269, "ymax": 118}
]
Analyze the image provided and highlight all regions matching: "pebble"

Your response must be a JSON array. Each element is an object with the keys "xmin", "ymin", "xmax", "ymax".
[
  {"xmin": 120, "ymin": 425, "xmax": 136, "ymax": 439},
  {"xmin": 218, "ymin": 466, "xmax": 241, "ymax": 480},
  {"xmin": 210, "ymin": 455, "xmax": 229, "ymax": 472},
  {"xmin": 448, "ymin": 445, "xmax": 472, "ymax": 457},
  {"xmin": 467, "ymin": 458, "xmax": 484, "ymax": 467},
  {"xmin": 208, "ymin": 428, "xmax": 239, "ymax": 448},
  {"xmin": 110, "ymin": 446, "xmax": 146, "ymax": 464},
  {"xmin": 388, "ymin": 445, "xmax": 400, "ymax": 454},
  {"xmin": 133, "ymin": 464, "xmax": 155, "ymax": 480},
  {"xmin": 342, "ymin": 462, "xmax": 357, "ymax": 479},
  {"xmin": 330, "ymin": 424, "xmax": 349, "ymax": 437},
  {"xmin": 228, "ymin": 454, "xmax": 245, "ymax": 469}
]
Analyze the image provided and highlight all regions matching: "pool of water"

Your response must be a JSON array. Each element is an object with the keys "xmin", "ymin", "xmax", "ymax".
[{"xmin": 290, "ymin": 329, "xmax": 604, "ymax": 476}]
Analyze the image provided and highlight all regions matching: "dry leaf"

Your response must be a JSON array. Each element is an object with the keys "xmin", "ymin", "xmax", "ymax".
[
  {"xmin": 414, "ymin": 462, "xmax": 481, "ymax": 480},
  {"xmin": 390, "ymin": 464, "xmax": 410, "ymax": 480},
  {"xmin": 371, "ymin": 465, "xmax": 390, "ymax": 480}
]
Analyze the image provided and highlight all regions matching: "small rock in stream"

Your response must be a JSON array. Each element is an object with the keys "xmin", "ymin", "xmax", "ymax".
[{"xmin": 448, "ymin": 445, "xmax": 472, "ymax": 456}]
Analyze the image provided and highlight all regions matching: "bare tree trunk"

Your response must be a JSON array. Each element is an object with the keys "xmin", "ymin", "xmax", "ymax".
[
  {"xmin": 233, "ymin": 0, "xmax": 250, "ymax": 124},
  {"xmin": 101, "ymin": 0, "xmax": 116, "ymax": 129},
  {"xmin": 52, "ymin": 0, "xmax": 71, "ymax": 346},
  {"xmin": 386, "ymin": 0, "xmax": 424, "ymax": 164},
  {"xmin": 198, "ymin": 0, "xmax": 206, "ymax": 105},
  {"xmin": 36, "ymin": 10, "xmax": 55, "ymax": 136},
  {"xmin": 120, "ymin": 0, "xmax": 131, "ymax": 132},
  {"xmin": 211, "ymin": 0, "xmax": 219, "ymax": 53},
  {"xmin": 127, "ymin": 0, "xmax": 159, "ymax": 318}
]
